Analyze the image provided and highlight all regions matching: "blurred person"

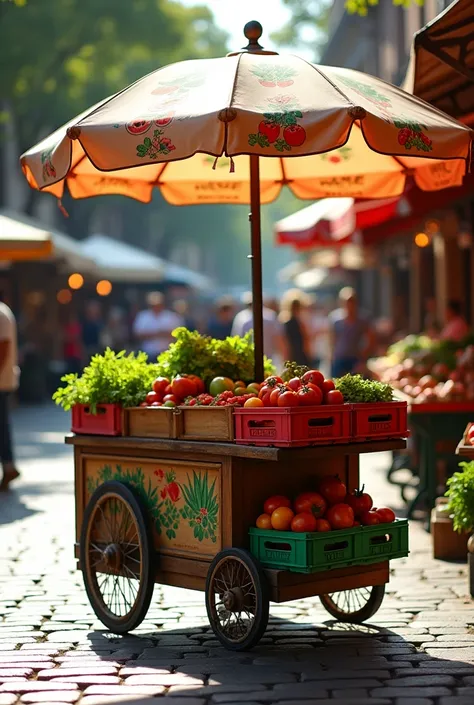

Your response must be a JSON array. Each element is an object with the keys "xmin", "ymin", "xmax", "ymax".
[
  {"xmin": 82, "ymin": 301, "xmax": 103, "ymax": 360},
  {"xmin": 328, "ymin": 287, "xmax": 376, "ymax": 378},
  {"xmin": 133, "ymin": 291, "xmax": 183, "ymax": 358},
  {"xmin": 0, "ymin": 292, "xmax": 20, "ymax": 490},
  {"xmin": 279, "ymin": 290, "xmax": 311, "ymax": 366},
  {"xmin": 63, "ymin": 311, "xmax": 84, "ymax": 373},
  {"xmin": 305, "ymin": 295, "xmax": 329, "ymax": 370},
  {"xmin": 101, "ymin": 307, "xmax": 129, "ymax": 352},
  {"xmin": 440, "ymin": 300, "xmax": 469, "ymax": 342},
  {"xmin": 423, "ymin": 296, "xmax": 440, "ymax": 337},
  {"xmin": 207, "ymin": 296, "xmax": 235, "ymax": 339},
  {"xmin": 173, "ymin": 299, "xmax": 197, "ymax": 331},
  {"xmin": 231, "ymin": 292, "xmax": 288, "ymax": 367}
]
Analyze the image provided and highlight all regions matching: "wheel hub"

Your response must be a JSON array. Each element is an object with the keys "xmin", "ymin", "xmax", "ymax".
[
  {"xmin": 102, "ymin": 543, "xmax": 122, "ymax": 572},
  {"xmin": 222, "ymin": 587, "xmax": 244, "ymax": 612}
]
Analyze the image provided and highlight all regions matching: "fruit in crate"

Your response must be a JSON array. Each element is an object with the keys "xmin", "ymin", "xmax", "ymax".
[
  {"xmin": 255, "ymin": 368, "xmax": 345, "ymax": 408},
  {"xmin": 257, "ymin": 478, "xmax": 396, "ymax": 532}
]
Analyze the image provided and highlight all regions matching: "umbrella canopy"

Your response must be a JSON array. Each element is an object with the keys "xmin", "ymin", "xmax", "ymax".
[
  {"xmin": 19, "ymin": 21, "xmax": 473, "ymax": 379},
  {"xmin": 275, "ymin": 196, "xmax": 406, "ymax": 249},
  {"xmin": 404, "ymin": 0, "xmax": 474, "ymax": 123},
  {"xmin": 81, "ymin": 233, "xmax": 211, "ymax": 289}
]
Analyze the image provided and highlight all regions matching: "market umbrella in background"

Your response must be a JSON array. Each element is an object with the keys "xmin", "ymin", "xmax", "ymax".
[
  {"xmin": 404, "ymin": 0, "xmax": 474, "ymax": 123},
  {"xmin": 20, "ymin": 22, "xmax": 473, "ymax": 379}
]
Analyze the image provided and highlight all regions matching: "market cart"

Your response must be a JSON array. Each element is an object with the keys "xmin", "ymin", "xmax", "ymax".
[{"xmin": 68, "ymin": 431, "xmax": 406, "ymax": 650}]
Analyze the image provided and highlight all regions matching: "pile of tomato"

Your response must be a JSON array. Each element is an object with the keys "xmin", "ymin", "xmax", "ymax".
[
  {"xmin": 253, "ymin": 371, "xmax": 344, "ymax": 408},
  {"xmin": 256, "ymin": 476, "xmax": 396, "ymax": 533},
  {"xmin": 141, "ymin": 374, "xmax": 206, "ymax": 408}
]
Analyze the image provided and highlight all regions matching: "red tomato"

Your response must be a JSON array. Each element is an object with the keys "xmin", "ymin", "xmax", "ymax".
[
  {"xmin": 319, "ymin": 476, "xmax": 347, "ymax": 505},
  {"xmin": 140, "ymin": 401, "xmax": 148, "ymax": 407},
  {"xmin": 315, "ymin": 519, "xmax": 331, "ymax": 532},
  {"xmin": 326, "ymin": 390, "xmax": 344, "ymax": 405},
  {"xmin": 258, "ymin": 384, "xmax": 272, "ymax": 400},
  {"xmin": 187, "ymin": 375, "xmax": 205, "ymax": 394},
  {"xmin": 277, "ymin": 390, "xmax": 299, "ymax": 407},
  {"xmin": 152, "ymin": 377, "xmax": 170, "ymax": 395},
  {"xmin": 164, "ymin": 384, "xmax": 173, "ymax": 395},
  {"xmin": 269, "ymin": 387, "xmax": 284, "ymax": 406},
  {"xmin": 326, "ymin": 503, "xmax": 354, "ymax": 530},
  {"xmin": 353, "ymin": 520, "xmax": 361, "ymax": 527},
  {"xmin": 294, "ymin": 492, "xmax": 326, "ymax": 517},
  {"xmin": 346, "ymin": 486, "xmax": 373, "ymax": 518},
  {"xmin": 375, "ymin": 507, "xmax": 396, "ymax": 523},
  {"xmin": 171, "ymin": 375, "xmax": 196, "ymax": 399},
  {"xmin": 297, "ymin": 385, "xmax": 323, "ymax": 406},
  {"xmin": 163, "ymin": 394, "xmax": 178, "ymax": 404},
  {"xmin": 288, "ymin": 377, "xmax": 302, "ymax": 391},
  {"xmin": 360, "ymin": 510, "xmax": 381, "ymax": 526},
  {"xmin": 322, "ymin": 379, "xmax": 335, "ymax": 394},
  {"xmin": 264, "ymin": 495, "xmax": 292, "ymax": 515},
  {"xmin": 291, "ymin": 512, "xmax": 317, "ymax": 532},
  {"xmin": 302, "ymin": 370, "xmax": 324, "ymax": 389},
  {"xmin": 146, "ymin": 391, "xmax": 160, "ymax": 405},
  {"xmin": 265, "ymin": 375, "xmax": 283, "ymax": 386}
]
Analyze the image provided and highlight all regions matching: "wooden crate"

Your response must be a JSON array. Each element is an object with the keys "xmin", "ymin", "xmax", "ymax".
[
  {"xmin": 123, "ymin": 407, "xmax": 177, "ymax": 439},
  {"xmin": 175, "ymin": 406, "xmax": 234, "ymax": 441}
]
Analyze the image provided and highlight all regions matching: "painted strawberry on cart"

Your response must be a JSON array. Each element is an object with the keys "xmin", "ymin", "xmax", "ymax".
[
  {"xmin": 249, "ymin": 94, "xmax": 306, "ymax": 152},
  {"xmin": 250, "ymin": 63, "xmax": 297, "ymax": 88}
]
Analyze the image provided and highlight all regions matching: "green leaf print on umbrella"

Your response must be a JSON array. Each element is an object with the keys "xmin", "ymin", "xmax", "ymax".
[
  {"xmin": 338, "ymin": 75, "xmax": 392, "ymax": 109},
  {"xmin": 250, "ymin": 64, "xmax": 297, "ymax": 88},
  {"xmin": 180, "ymin": 471, "xmax": 219, "ymax": 542}
]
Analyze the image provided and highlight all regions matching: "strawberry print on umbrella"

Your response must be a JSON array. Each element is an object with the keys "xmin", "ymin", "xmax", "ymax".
[
  {"xmin": 248, "ymin": 94, "xmax": 306, "ymax": 152},
  {"xmin": 136, "ymin": 129, "xmax": 176, "ymax": 159},
  {"xmin": 250, "ymin": 63, "xmax": 297, "ymax": 88},
  {"xmin": 41, "ymin": 149, "xmax": 56, "ymax": 181},
  {"xmin": 395, "ymin": 117, "xmax": 433, "ymax": 152}
]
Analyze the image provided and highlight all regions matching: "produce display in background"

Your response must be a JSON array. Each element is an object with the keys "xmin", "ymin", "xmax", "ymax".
[
  {"xmin": 464, "ymin": 423, "xmax": 474, "ymax": 446},
  {"xmin": 445, "ymin": 461, "xmax": 474, "ymax": 533},
  {"xmin": 155, "ymin": 328, "xmax": 275, "ymax": 385},
  {"xmin": 255, "ymin": 478, "xmax": 396, "ymax": 533},
  {"xmin": 375, "ymin": 343, "xmax": 474, "ymax": 404},
  {"xmin": 53, "ymin": 349, "xmax": 160, "ymax": 411}
]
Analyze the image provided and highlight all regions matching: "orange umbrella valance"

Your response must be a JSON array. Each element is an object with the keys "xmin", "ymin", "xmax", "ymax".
[{"xmin": 21, "ymin": 49, "xmax": 473, "ymax": 206}]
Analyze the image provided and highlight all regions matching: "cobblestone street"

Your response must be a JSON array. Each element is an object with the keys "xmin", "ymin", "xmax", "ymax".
[{"xmin": 1, "ymin": 405, "xmax": 474, "ymax": 705}]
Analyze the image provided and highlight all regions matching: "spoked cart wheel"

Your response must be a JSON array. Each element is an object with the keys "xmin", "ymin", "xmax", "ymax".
[
  {"xmin": 205, "ymin": 548, "xmax": 269, "ymax": 651},
  {"xmin": 80, "ymin": 481, "xmax": 155, "ymax": 633},
  {"xmin": 320, "ymin": 584, "xmax": 385, "ymax": 623}
]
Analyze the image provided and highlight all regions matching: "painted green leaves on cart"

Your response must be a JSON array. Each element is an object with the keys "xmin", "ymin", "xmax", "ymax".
[
  {"xmin": 88, "ymin": 464, "xmax": 219, "ymax": 543},
  {"xmin": 180, "ymin": 471, "xmax": 219, "ymax": 542}
]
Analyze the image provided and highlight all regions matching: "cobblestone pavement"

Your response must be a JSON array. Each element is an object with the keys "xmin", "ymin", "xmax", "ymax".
[{"xmin": 1, "ymin": 405, "xmax": 474, "ymax": 705}]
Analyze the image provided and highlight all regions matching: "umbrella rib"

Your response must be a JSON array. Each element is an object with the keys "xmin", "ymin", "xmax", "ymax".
[
  {"xmin": 223, "ymin": 52, "xmax": 244, "ymax": 156},
  {"xmin": 294, "ymin": 55, "xmax": 357, "ymax": 112}
]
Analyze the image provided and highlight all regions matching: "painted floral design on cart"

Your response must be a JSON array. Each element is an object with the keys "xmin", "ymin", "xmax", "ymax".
[
  {"xmin": 395, "ymin": 118, "xmax": 432, "ymax": 152},
  {"xmin": 249, "ymin": 94, "xmax": 306, "ymax": 151},
  {"xmin": 250, "ymin": 63, "xmax": 297, "ymax": 88},
  {"xmin": 41, "ymin": 149, "xmax": 56, "ymax": 180},
  {"xmin": 180, "ymin": 471, "xmax": 218, "ymax": 542},
  {"xmin": 321, "ymin": 146, "xmax": 352, "ymax": 163},
  {"xmin": 136, "ymin": 129, "xmax": 176, "ymax": 159}
]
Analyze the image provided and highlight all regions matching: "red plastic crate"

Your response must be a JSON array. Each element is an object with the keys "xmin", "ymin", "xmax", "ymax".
[
  {"xmin": 71, "ymin": 403, "xmax": 122, "ymax": 436},
  {"xmin": 351, "ymin": 401, "xmax": 408, "ymax": 441},
  {"xmin": 234, "ymin": 405, "xmax": 351, "ymax": 447}
]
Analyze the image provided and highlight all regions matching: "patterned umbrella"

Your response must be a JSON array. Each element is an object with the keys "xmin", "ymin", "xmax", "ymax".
[{"xmin": 20, "ymin": 22, "xmax": 473, "ymax": 379}]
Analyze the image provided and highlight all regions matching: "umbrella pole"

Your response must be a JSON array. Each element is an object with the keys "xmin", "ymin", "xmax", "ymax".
[{"xmin": 249, "ymin": 155, "xmax": 265, "ymax": 382}]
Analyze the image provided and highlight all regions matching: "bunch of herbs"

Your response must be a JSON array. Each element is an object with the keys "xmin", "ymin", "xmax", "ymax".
[
  {"xmin": 446, "ymin": 461, "xmax": 474, "ymax": 534},
  {"xmin": 335, "ymin": 374, "xmax": 393, "ymax": 403}
]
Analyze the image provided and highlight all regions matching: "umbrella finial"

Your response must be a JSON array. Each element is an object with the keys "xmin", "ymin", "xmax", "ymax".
[{"xmin": 227, "ymin": 20, "xmax": 277, "ymax": 56}]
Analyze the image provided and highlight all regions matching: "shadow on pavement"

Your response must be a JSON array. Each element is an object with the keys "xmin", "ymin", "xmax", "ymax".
[
  {"xmin": 0, "ymin": 488, "xmax": 38, "ymax": 524},
  {"xmin": 11, "ymin": 403, "xmax": 70, "ymax": 461}
]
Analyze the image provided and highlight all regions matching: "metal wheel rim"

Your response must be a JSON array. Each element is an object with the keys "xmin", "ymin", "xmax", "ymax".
[
  {"xmin": 84, "ymin": 491, "xmax": 144, "ymax": 622},
  {"xmin": 208, "ymin": 555, "xmax": 259, "ymax": 644},
  {"xmin": 325, "ymin": 587, "xmax": 373, "ymax": 616}
]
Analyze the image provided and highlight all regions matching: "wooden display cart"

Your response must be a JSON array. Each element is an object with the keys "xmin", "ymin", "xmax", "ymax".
[{"xmin": 69, "ymin": 432, "xmax": 406, "ymax": 650}]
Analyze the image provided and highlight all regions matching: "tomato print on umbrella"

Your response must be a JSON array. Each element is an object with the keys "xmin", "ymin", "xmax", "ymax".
[
  {"xmin": 321, "ymin": 146, "xmax": 352, "ymax": 163},
  {"xmin": 395, "ymin": 117, "xmax": 433, "ymax": 152},
  {"xmin": 248, "ymin": 94, "xmax": 306, "ymax": 152},
  {"xmin": 41, "ymin": 149, "xmax": 56, "ymax": 181},
  {"xmin": 136, "ymin": 129, "xmax": 176, "ymax": 159},
  {"xmin": 250, "ymin": 63, "xmax": 297, "ymax": 88}
]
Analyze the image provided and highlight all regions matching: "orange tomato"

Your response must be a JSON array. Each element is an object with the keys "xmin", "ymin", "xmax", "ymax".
[
  {"xmin": 256, "ymin": 513, "xmax": 272, "ymax": 529},
  {"xmin": 244, "ymin": 397, "xmax": 264, "ymax": 408},
  {"xmin": 314, "ymin": 519, "xmax": 331, "ymax": 532},
  {"xmin": 271, "ymin": 506, "xmax": 294, "ymax": 531}
]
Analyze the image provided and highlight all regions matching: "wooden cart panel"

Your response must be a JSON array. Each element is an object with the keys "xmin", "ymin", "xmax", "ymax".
[{"xmin": 82, "ymin": 454, "xmax": 222, "ymax": 559}]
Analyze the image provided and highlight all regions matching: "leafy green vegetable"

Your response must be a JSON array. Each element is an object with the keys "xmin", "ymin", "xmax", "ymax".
[
  {"xmin": 281, "ymin": 360, "xmax": 310, "ymax": 382},
  {"xmin": 335, "ymin": 374, "xmax": 393, "ymax": 403},
  {"xmin": 446, "ymin": 461, "xmax": 474, "ymax": 534},
  {"xmin": 53, "ymin": 348, "xmax": 159, "ymax": 411},
  {"xmin": 388, "ymin": 333, "xmax": 474, "ymax": 370},
  {"xmin": 155, "ymin": 327, "xmax": 274, "ymax": 383}
]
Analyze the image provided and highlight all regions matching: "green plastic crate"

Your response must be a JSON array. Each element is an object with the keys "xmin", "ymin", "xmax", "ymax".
[{"xmin": 249, "ymin": 519, "xmax": 409, "ymax": 574}]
